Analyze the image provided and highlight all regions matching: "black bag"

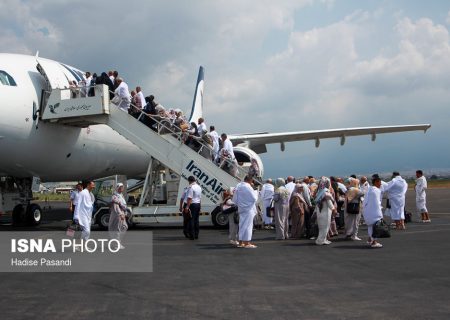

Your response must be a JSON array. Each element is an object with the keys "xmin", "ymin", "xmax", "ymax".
[
  {"xmin": 222, "ymin": 205, "xmax": 238, "ymax": 215},
  {"xmin": 386, "ymin": 199, "xmax": 391, "ymax": 209},
  {"xmin": 266, "ymin": 200, "xmax": 274, "ymax": 218},
  {"xmin": 346, "ymin": 201, "xmax": 360, "ymax": 214},
  {"xmin": 372, "ymin": 219, "xmax": 391, "ymax": 238},
  {"xmin": 233, "ymin": 212, "xmax": 239, "ymax": 224},
  {"xmin": 404, "ymin": 211, "xmax": 412, "ymax": 223}
]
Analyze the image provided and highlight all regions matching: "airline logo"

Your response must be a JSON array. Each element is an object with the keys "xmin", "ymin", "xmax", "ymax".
[
  {"xmin": 183, "ymin": 160, "xmax": 225, "ymax": 204},
  {"xmin": 49, "ymin": 103, "xmax": 60, "ymax": 114}
]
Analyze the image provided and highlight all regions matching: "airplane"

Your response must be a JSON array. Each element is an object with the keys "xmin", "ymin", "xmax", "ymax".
[{"xmin": 0, "ymin": 53, "xmax": 431, "ymax": 226}]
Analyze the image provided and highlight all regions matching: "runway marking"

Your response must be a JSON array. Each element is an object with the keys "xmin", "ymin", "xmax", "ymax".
[
  {"xmin": 425, "ymin": 212, "xmax": 450, "ymax": 215},
  {"xmin": 395, "ymin": 227, "xmax": 450, "ymax": 235}
]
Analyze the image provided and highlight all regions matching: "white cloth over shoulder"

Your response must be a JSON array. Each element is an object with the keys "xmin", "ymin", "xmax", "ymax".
[
  {"xmin": 260, "ymin": 183, "xmax": 274, "ymax": 225},
  {"xmin": 260, "ymin": 183, "xmax": 274, "ymax": 202},
  {"xmin": 415, "ymin": 176, "xmax": 428, "ymax": 213},
  {"xmin": 384, "ymin": 176, "xmax": 408, "ymax": 220},
  {"xmin": 74, "ymin": 189, "xmax": 94, "ymax": 239},
  {"xmin": 137, "ymin": 91, "xmax": 146, "ymax": 109},
  {"xmin": 233, "ymin": 181, "xmax": 258, "ymax": 241},
  {"xmin": 285, "ymin": 182, "xmax": 295, "ymax": 200},
  {"xmin": 114, "ymin": 81, "xmax": 131, "ymax": 112},
  {"xmin": 222, "ymin": 138, "xmax": 235, "ymax": 159},
  {"xmin": 198, "ymin": 122, "xmax": 207, "ymax": 136},
  {"xmin": 209, "ymin": 131, "xmax": 220, "ymax": 159},
  {"xmin": 363, "ymin": 186, "xmax": 383, "ymax": 226}
]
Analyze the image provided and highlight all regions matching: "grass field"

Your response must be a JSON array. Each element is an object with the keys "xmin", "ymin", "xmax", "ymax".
[{"xmin": 33, "ymin": 193, "xmax": 69, "ymax": 201}]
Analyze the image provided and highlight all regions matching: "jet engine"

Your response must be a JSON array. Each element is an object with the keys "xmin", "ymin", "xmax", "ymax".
[{"xmin": 233, "ymin": 146, "xmax": 264, "ymax": 178}]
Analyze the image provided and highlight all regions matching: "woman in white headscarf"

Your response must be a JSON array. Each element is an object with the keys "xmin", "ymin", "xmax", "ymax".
[
  {"xmin": 314, "ymin": 177, "xmax": 336, "ymax": 245},
  {"xmin": 273, "ymin": 178, "xmax": 290, "ymax": 240},
  {"xmin": 109, "ymin": 183, "xmax": 128, "ymax": 249}
]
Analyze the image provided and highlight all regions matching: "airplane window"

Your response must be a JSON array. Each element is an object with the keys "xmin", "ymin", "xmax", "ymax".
[{"xmin": 0, "ymin": 70, "xmax": 17, "ymax": 86}]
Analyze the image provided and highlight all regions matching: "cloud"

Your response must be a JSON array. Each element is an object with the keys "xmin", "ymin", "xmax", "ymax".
[
  {"xmin": 0, "ymin": 1, "xmax": 448, "ymax": 176},
  {"xmin": 346, "ymin": 17, "xmax": 450, "ymax": 97},
  {"xmin": 0, "ymin": 0, "xmax": 61, "ymax": 55}
]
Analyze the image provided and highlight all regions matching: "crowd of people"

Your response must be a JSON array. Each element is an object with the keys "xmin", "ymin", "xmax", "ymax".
[
  {"xmin": 68, "ymin": 169, "xmax": 429, "ymax": 251},
  {"xmin": 221, "ymin": 170, "xmax": 430, "ymax": 249},
  {"xmin": 69, "ymin": 180, "xmax": 129, "ymax": 250},
  {"xmin": 69, "ymin": 71, "xmax": 250, "ymax": 178}
]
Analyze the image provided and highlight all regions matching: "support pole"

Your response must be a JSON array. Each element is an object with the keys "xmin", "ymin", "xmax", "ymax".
[{"xmin": 139, "ymin": 157, "xmax": 154, "ymax": 207}]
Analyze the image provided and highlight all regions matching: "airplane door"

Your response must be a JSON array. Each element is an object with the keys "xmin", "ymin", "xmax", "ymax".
[
  {"xmin": 36, "ymin": 58, "xmax": 71, "ymax": 116},
  {"xmin": 36, "ymin": 58, "xmax": 70, "ymax": 90}
]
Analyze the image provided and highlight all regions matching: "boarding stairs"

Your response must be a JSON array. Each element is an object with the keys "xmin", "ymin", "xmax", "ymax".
[{"xmin": 39, "ymin": 85, "xmax": 246, "ymax": 200}]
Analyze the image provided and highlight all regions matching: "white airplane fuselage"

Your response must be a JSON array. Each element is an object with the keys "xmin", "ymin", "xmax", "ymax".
[{"xmin": 0, "ymin": 54, "xmax": 149, "ymax": 181}]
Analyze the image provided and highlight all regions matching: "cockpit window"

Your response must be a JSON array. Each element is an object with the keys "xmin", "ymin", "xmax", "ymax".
[{"xmin": 0, "ymin": 70, "xmax": 17, "ymax": 86}]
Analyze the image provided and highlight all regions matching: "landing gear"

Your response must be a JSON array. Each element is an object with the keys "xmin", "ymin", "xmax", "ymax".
[
  {"xmin": 211, "ymin": 206, "xmax": 229, "ymax": 228},
  {"xmin": 27, "ymin": 203, "xmax": 42, "ymax": 226},
  {"xmin": 2, "ymin": 177, "xmax": 41, "ymax": 226},
  {"xmin": 11, "ymin": 203, "xmax": 42, "ymax": 226}
]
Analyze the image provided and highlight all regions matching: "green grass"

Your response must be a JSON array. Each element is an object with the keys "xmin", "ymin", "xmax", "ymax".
[{"xmin": 33, "ymin": 193, "xmax": 70, "ymax": 201}]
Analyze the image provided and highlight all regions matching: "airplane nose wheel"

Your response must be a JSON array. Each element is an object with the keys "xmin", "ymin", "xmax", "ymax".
[{"xmin": 27, "ymin": 204, "xmax": 42, "ymax": 226}]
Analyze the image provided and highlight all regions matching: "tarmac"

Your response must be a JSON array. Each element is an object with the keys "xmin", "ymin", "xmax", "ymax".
[{"xmin": 1, "ymin": 188, "xmax": 449, "ymax": 319}]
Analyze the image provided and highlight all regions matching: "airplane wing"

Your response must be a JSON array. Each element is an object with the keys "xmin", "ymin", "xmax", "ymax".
[{"xmin": 229, "ymin": 124, "xmax": 431, "ymax": 154}]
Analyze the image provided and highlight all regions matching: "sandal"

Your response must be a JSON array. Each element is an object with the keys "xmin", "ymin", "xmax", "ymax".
[{"xmin": 244, "ymin": 244, "xmax": 258, "ymax": 249}]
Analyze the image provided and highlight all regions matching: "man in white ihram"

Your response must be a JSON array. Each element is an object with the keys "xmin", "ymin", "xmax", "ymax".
[
  {"xmin": 232, "ymin": 175, "xmax": 258, "ymax": 248},
  {"xmin": 362, "ymin": 176, "xmax": 384, "ymax": 248},
  {"xmin": 415, "ymin": 170, "xmax": 430, "ymax": 223},
  {"xmin": 197, "ymin": 118, "xmax": 207, "ymax": 136},
  {"xmin": 285, "ymin": 176, "xmax": 296, "ymax": 200},
  {"xmin": 259, "ymin": 178, "xmax": 274, "ymax": 229},
  {"xmin": 114, "ymin": 77, "xmax": 131, "ymax": 112},
  {"xmin": 74, "ymin": 181, "xmax": 95, "ymax": 241},
  {"xmin": 209, "ymin": 125, "xmax": 220, "ymax": 162},
  {"xmin": 384, "ymin": 172, "xmax": 408, "ymax": 230},
  {"xmin": 221, "ymin": 133, "xmax": 235, "ymax": 160}
]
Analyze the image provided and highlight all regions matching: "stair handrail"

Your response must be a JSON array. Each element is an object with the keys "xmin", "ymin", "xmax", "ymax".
[{"xmin": 108, "ymin": 89, "xmax": 257, "ymax": 183}]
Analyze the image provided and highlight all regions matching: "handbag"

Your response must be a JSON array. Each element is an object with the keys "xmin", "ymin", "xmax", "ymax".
[
  {"xmin": 266, "ymin": 199, "xmax": 274, "ymax": 218},
  {"xmin": 346, "ymin": 201, "xmax": 360, "ymax": 214},
  {"xmin": 372, "ymin": 219, "xmax": 391, "ymax": 238},
  {"xmin": 233, "ymin": 212, "xmax": 239, "ymax": 224},
  {"xmin": 66, "ymin": 222, "xmax": 81, "ymax": 238},
  {"xmin": 222, "ymin": 205, "xmax": 238, "ymax": 215}
]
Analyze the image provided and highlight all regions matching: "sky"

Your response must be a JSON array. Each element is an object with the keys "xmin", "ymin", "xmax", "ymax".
[{"xmin": 1, "ymin": 0, "xmax": 449, "ymax": 178}]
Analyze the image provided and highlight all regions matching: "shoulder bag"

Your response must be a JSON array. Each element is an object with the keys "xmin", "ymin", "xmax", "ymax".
[
  {"xmin": 346, "ymin": 201, "xmax": 360, "ymax": 214},
  {"xmin": 372, "ymin": 219, "xmax": 391, "ymax": 238}
]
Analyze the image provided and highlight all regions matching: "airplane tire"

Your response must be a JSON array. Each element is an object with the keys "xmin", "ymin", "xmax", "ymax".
[
  {"xmin": 12, "ymin": 205, "xmax": 26, "ymax": 226},
  {"xmin": 211, "ymin": 206, "xmax": 229, "ymax": 229},
  {"xmin": 96, "ymin": 209, "xmax": 110, "ymax": 230},
  {"xmin": 27, "ymin": 204, "xmax": 42, "ymax": 226}
]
